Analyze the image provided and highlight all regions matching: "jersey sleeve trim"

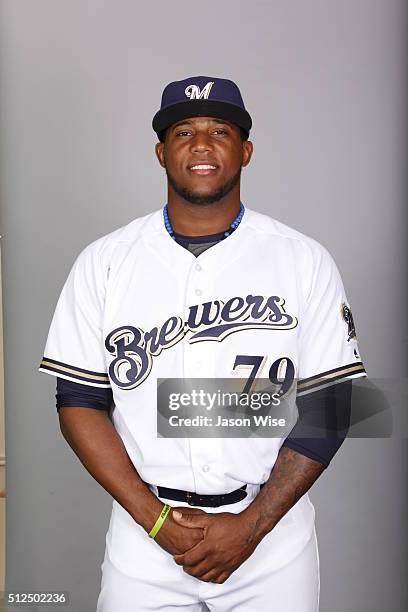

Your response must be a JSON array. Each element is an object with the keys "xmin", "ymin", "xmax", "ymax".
[
  {"xmin": 296, "ymin": 361, "xmax": 366, "ymax": 396},
  {"xmin": 39, "ymin": 357, "xmax": 110, "ymax": 387}
]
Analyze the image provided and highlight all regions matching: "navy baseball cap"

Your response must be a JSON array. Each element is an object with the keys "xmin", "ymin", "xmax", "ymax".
[{"xmin": 152, "ymin": 76, "xmax": 252, "ymax": 142}]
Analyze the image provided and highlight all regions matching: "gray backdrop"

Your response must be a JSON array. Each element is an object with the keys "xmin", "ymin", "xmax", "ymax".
[{"xmin": 0, "ymin": 0, "xmax": 406, "ymax": 610}]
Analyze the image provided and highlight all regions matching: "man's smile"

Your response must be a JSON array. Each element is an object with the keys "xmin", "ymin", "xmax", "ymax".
[{"xmin": 188, "ymin": 163, "xmax": 219, "ymax": 176}]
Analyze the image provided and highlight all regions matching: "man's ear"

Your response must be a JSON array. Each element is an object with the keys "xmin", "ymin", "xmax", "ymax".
[
  {"xmin": 242, "ymin": 140, "xmax": 253, "ymax": 168},
  {"xmin": 155, "ymin": 142, "xmax": 165, "ymax": 168}
]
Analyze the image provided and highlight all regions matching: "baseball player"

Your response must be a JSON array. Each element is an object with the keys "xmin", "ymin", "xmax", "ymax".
[{"xmin": 39, "ymin": 76, "xmax": 366, "ymax": 611}]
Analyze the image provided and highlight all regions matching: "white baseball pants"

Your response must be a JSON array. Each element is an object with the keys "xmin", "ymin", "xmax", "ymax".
[{"xmin": 96, "ymin": 484, "xmax": 320, "ymax": 612}]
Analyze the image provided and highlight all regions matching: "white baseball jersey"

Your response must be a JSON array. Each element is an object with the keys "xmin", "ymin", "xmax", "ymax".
[{"xmin": 39, "ymin": 205, "xmax": 366, "ymax": 568}]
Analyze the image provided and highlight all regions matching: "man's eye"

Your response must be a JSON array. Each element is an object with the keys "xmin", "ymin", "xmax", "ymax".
[
  {"xmin": 176, "ymin": 130, "xmax": 191, "ymax": 136},
  {"xmin": 213, "ymin": 129, "xmax": 227, "ymax": 135}
]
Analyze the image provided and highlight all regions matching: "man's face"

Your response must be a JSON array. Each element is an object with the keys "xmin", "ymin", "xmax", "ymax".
[{"xmin": 155, "ymin": 116, "xmax": 253, "ymax": 205}]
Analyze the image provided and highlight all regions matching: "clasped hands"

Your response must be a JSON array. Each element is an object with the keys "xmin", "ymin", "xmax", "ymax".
[{"xmin": 166, "ymin": 506, "xmax": 261, "ymax": 584}]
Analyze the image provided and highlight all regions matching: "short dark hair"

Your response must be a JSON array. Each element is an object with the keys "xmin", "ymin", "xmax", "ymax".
[{"xmin": 239, "ymin": 127, "xmax": 248, "ymax": 141}]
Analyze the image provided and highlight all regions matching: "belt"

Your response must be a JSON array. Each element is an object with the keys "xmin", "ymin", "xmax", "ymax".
[{"xmin": 147, "ymin": 482, "xmax": 266, "ymax": 507}]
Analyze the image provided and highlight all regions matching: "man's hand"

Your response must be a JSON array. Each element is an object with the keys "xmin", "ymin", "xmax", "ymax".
[
  {"xmin": 153, "ymin": 506, "xmax": 207, "ymax": 556},
  {"xmin": 170, "ymin": 447, "xmax": 327, "ymax": 584},
  {"xmin": 171, "ymin": 510, "xmax": 261, "ymax": 584}
]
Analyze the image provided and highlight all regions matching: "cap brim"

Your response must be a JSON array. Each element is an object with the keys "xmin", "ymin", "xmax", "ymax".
[{"xmin": 152, "ymin": 100, "xmax": 252, "ymax": 140}]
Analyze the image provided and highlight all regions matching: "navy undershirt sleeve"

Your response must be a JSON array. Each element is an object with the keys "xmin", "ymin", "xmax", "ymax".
[
  {"xmin": 282, "ymin": 380, "xmax": 352, "ymax": 467},
  {"xmin": 56, "ymin": 377, "xmax": 113, "ymax": 412},
  {"xmin": 55, "ymin": 376, "xmax": 352, "ymax": 468}
]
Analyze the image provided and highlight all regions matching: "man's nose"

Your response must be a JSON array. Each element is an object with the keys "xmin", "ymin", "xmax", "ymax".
[{"xmin": 190, "ymin": 131, "xmax": 212, "ymax": 152}]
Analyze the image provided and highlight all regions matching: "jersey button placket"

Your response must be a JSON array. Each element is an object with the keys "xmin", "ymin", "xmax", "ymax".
[
  {"xmin": 184, "ymin": 261, "xmax": 210, "ymax": 376},
  {"xmin": 184, "ymin": 260, "xmax": 209, "ymax": 491}
]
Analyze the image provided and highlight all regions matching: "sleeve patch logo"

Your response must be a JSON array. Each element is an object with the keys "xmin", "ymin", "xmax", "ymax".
[{"xmin": 341, "ymin": 302, "xmax": 356, "ymax": 342}]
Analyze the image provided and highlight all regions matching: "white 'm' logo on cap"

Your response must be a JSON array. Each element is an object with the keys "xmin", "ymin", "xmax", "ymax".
[{"xmin": 185, "ymin": 81, "xmax": 214, "ymax": 100}]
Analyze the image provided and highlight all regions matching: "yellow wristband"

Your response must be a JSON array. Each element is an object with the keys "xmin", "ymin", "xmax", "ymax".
[{"xmin": 148, "ymin": 504, "xmax": 172, "ymax": 539}]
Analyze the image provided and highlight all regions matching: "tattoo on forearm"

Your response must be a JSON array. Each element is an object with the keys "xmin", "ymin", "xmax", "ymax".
[{"xmin": 254, "ymin": 447, "xmax": 326, "ymax": 535}]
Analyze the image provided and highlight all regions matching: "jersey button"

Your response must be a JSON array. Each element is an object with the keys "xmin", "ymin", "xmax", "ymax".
[
  {"xmin": 202, "ymin": 465, "xmax": 210, "ymax": 472},
  {"xmin": 195, "ymin": 263, "xmax": 202, "ymax": 271},
  {"xmin": 195, "ymin": 288, "xmax": 202, "ymax": 296}
]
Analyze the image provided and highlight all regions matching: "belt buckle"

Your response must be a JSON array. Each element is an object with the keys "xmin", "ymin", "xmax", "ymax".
[{"xmin": 186, "ymin": 491, "xmax": 195, "ymax": 506}]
